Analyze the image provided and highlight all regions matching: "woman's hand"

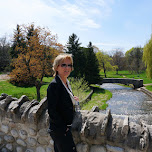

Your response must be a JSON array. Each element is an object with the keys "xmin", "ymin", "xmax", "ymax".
[{"xmin": 74, "ymin": 96, "xmax": 79, "ymax": 102}]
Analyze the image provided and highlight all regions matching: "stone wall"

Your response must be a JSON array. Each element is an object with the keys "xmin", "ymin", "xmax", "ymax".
[{"xmin": 0, "ymin": 93, "xmax": 152, "ymax": 152}]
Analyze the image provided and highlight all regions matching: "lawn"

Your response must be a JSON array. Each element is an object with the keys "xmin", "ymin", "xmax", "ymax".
[
  {"xmin": 0, "ymin": 77, "xmax": 53, "ymax": 101},
  {"xmin": 81, "ymin": 85, "xmax": 112, "ymax": 110}
]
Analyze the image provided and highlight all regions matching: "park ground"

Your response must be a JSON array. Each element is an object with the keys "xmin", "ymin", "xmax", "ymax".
[{"xmin": 0, "ymin": 71, "xmax": 152, "ymax": 111}]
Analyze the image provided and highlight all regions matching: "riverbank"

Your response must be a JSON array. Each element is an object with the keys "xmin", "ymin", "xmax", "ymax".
[
  {"xmin": 139, "ymin": 84, "xmax": 152, "ymax": 98},
  {"xmin": 81, "ymin": 85, "xmax": 112, "ymax": 110}
]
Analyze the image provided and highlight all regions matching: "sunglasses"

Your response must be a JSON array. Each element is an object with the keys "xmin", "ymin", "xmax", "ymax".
[{"xmin": 60, "ymin": 64, "xmax": 73, "ymax": 68}]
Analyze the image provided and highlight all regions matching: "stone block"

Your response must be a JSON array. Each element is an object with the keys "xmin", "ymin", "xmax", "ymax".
[
  {"xmin": 106, "ymin": 145, "xmax": 124, "ymax": 152},
  {"xmin": 17, "ymin": 139, "xmax": 27, "ymax": 147},
  {"xmin": 1, "ymin": 124, "xmax": 9, "ymax": 134},
  {"xmin": 46, "ymin": 147, "xmax": 53, "ymax": 152},
  {"xmin": 16, "ymin": 146, "xmax": 23, "ymax": 152},
  {"xmin": 19, "ymin": 129, "xmax": 28, "ymax": 140},
  {"xmin": 8, "ymin": 95, "xmax": 29, "ymax": 114},
  {"xmin": 11, "ymin": 129, "xmax": 19, "ymax": 138},
  {"xmin": 76, "ymin": 143, "xmax": 89, "ymax": 152},
  {"xmin": 28, "ymin": 128, "xmax": 37, "ymax": 136},
  {"xmin": 36, "ymin": 146, "xmax": 45, "ymax": 152},
  {"xmin": 27, "ymin": 137, "xmax": 37, "ymax": 147},
  {"xmin": 21, "ymin": 99, "xmax": 39, "ymax": 123},
  {"xmin": 121, "ymin": 116, "xmax": 129, "ymax": 138},
  {"xmin": 6, "ymin": 143, "xmax": 13, "ymax": 151},
  {"xmin": 25, "ymin": 149, "xmax": 34, "ymax": 152},
  {"xmin": 0, "ymin": 95, "xmax": 14, "ymax": 111},
  {"xmin": 28, "ymin": 97, "xmax": 47, "ymax": 124},
  {"xmin": 90, "ymin": 145, "xmax": 106, "ymax": 152},
  {"xmin": 4, "ymin": 135, "xmax": 14, "ymax": 143},
  {"xmin": 101, "ymin": 109, "xmax": 111, "ymax": 136},
  {"xmin": 91, "ymin": 106, "xmax": 100, "ymax": 112}
]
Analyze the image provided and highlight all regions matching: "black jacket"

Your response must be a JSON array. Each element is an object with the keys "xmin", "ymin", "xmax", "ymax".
[{"xmin": 47, "ymin": 75, "xmax": 74, "ymax": 134}]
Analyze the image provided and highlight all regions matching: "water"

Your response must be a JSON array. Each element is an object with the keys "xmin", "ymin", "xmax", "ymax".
[{"xmin": 100, "ymin": 83, "xmax": 152, "ymax": 124}]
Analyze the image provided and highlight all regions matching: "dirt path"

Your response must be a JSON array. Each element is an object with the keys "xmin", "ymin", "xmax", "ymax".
[{"xmin": 0, "ymin": 74, "xmax": 10, "ymax": 81}]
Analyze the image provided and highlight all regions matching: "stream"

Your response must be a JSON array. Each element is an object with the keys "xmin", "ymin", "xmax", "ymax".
[{"xmin": 100, "ymin": 83, "xmax": 152, "ymax": 125}]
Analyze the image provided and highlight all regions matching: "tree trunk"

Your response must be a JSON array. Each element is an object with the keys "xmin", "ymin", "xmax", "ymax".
[
  {"xmin": 35, "ymin": 81, "xmax": 42, "ymax": 101},
  {"xmin": 102, "ymin": 62, "xmax": 106, "ymax": 78}
]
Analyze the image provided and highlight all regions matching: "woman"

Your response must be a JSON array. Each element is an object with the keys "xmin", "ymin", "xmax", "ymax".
[{"xmin": 47, "ymin": 53, "xmax": 79, "ymax": 152}]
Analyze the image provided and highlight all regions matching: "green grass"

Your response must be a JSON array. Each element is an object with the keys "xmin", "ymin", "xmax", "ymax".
[
  {"xmin": 81, "ymin": 85, "xmax": 112, "ymax": 110},
  {"xmin": 0, "ymin": 77, "xmax": 53, "ymax": 101},
  {"xmin": 0, "ymin": 77, "xmax": 92, "ymax": 102},
  {"xmin": 0, "ymin": 76, "xmax": 112, "ymax": 111},
  {"xmin": 146, "ymin": 85, "xmax": 152, "ymax": 91}
]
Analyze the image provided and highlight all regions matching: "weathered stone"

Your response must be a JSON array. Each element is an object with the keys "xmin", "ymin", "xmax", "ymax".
[
  {"xmin": 25, "ymin": 149, "xmax": 34, "ymax": 152},
  {"xmin": 0, "ymin": 95, "xmax": 14, "ymax": 110},
  {"xmin": 139, "ymin": 121, "xmax": 149, "ymax": 151},
  {"xmin": 126, "ymin": 122, "xmax": 141, "ymax": 149},
  {"xmin": 90, "ymin": 145, "xmax": 106, "ymax": 152},
  {"xmin": 11, "ymin": 129, "xmax": 19, "ymax": 138},
  {"xmin": 38, "ymin": 136, "xmax": 49, "ymax": 145},
  {"xmin": 106, "ymin": 145, "xmax": 124, "ymax": 152},
  {"xmin": 76, "ymin": 144, "xmax": 89, "ymax": 152},
  {"xmin": 1, "ymin": 93, "xmax": 8, "ymax": 98},
  {"xmin": 101, "ymin": 109, "xmax": 111, "ymax": 136},
  {"xmin": 6, "ymin": 143, "xmax": 13, "ymax": 151},
  {"xmin": 21, "ymin": 100, "xmax": 39, "ymax": 122},
  {"xmin": 27, "ymin": 137, "xmax": 37, "ymax": 146},
  {"xmin": 121, "ymin": 116, "xmax": 129, "ymax": 138},
  {"xmin": 19, "ymin": 129, "xmax": 28, "ymax": 139},
  {"xmin": 1, "ymin": 148, "xmax": 8, "ymax": 152},
  {"xmin": 16, "ymin": 146, "xmax": 23, "ymax": 152},
  {"xmin": 38, "ymin": 128, "xmax": 48, "ymax": 136},
  {"xmin": 4, "ymin": 135, "xmax": 14, "ymax": 143},
  {"xmin": 50, "ymin": 139, "xmax": 54, "ymax": 146},
  {"xmin": 9, "ymin": 121, "xmax": 16, "ymax": 128},
  {"xmin": 8, "ymin": 95, "xmax": 29, "ymax": 114},
  {"xmin": 0, "ymin": 137, "xmax": 3, "ymax": 144},
  {"xmin": 17, "ymin": 139, "xmax": 27, "ymax": 147},
  {"xmin": 46, "ymin": 147, "xmax": 53, "ymax": 152},
  {"xmin": 28, "ymin": 97, "xmax": 47, "ymax": 124},
  {"xmin": 91, "ymin": 106, "xmax": 100, "ymax": 112},
  {"xmin": 36, "ymin": 146, "xmax": 45, "ymax": 152},
  {"xmin": 28, "ymin": 128, "xmax": 37, "ymax": 136},
  {"xmin": 0, "ymin": 95, "xmax": 7, "ymax": 100},
  {"xmin": 0, "ymin": 131, "xmax": 5, "ymax": 136}
]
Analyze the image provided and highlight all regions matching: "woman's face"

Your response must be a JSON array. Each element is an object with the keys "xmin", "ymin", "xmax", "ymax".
[{"xmin": 56, "ymin": 58, "xmax": 72, "ymax": 79}]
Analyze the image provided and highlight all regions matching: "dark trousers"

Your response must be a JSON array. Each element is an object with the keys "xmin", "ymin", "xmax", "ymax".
[{"xmin": 50, "ymin": 129, "xmax": 77, "ymax": 152}]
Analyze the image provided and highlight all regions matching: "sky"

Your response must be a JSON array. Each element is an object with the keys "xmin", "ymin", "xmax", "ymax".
[{"xmin": 0, "ymin": 0, "xmax": 152, "ymax": 54}]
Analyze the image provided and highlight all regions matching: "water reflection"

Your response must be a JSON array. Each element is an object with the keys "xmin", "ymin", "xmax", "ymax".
[{"xmin": 100, "ymin": 83, "xmax": 152, "ymax": 124}]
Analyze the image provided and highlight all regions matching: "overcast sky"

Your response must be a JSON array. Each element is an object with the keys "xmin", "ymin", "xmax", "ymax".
[{"xmin": 0, "ymin": 0, "xmax": 152, "ymax": 53}]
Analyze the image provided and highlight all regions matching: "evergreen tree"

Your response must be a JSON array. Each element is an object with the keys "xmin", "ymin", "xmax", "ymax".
[
  {"xmin": 10, "ymin": 24, "xmax": 26, "ymax": 59},
  {"xmin": 66, "ymin": 33, "xmax": 83, "ymax": 77},
  {"xmin": 83, "ymin": 42, "xmax": 101, "ymax": 84}
]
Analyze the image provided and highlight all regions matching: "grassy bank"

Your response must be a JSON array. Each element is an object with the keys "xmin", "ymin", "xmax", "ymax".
[
  {"xmin": 146, "ymin": 85, "xmax": 152, "ymax": 91},
  {"xmin": 81, "ymin": 85, "xmax": 112, "ymax": 110}
]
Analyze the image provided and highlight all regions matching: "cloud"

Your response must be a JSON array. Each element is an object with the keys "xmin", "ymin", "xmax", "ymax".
[{"xmin": 0, "ymin": 0, "xmax": 113, "ymax": 33}]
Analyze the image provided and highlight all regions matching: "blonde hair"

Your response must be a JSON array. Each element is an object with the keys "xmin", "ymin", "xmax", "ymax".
[{"xmin": 53, "ymin": 53, "xmax": 73, "ymax": 76}]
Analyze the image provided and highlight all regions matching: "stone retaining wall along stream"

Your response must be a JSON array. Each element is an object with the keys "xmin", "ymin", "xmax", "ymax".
[{"xmin": 0, "ymin": 93, "xmax": 152, "ymax": 152}]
